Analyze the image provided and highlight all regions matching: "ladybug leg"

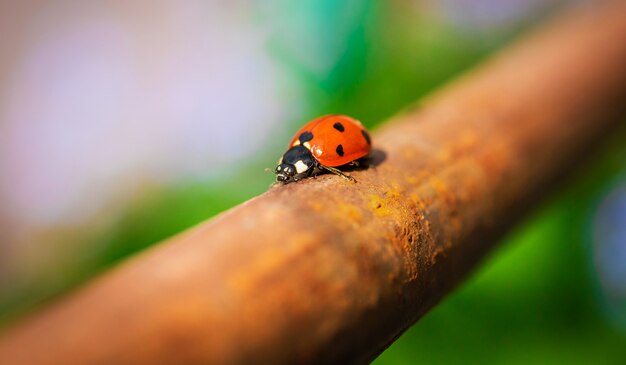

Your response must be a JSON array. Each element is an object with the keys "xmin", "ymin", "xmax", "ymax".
[
  {"xmin": 310, "ymin": 162, "xmax": 322, "ymax": 178},
  {"xmin": 306, "ymin": 166, "xmax": 315, "ymax": 178},
  {"xmin": 312, "ymin": 168, "xmax": 320, "ymax": 178},
  {"xmin": 321, "ymin": 165, "xmax": 356, "ymax": 182},
  {"xmin": 349, "ymin": 157, "xmax": 370, "ymax": 168}
]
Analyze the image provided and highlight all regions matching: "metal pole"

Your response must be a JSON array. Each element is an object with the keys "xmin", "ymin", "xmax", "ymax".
[{"xmin": 2, "ymin": 2, "xmax": 626, "ymax": 364}]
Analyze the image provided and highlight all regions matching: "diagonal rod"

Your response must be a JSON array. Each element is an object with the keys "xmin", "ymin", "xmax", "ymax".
[{"xmin": 2, "ymin": 2, "xmax": 626, "ymax": 364}]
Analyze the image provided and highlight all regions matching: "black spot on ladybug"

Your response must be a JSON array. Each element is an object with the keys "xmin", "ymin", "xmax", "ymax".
[
  {"xmin": 333, "ymin": 122, "xmax": 345, "ymax": 132},
  {"xmin": 361, "ymin": 129, "xmax": 371, "ymax": 145},
  {"xmin": 336, "ymin": 144, "xmax": 344, "ymax": 157},
  {"xmin": 299, "ymin": 131, "xmax": 314, "ymax": 144}
]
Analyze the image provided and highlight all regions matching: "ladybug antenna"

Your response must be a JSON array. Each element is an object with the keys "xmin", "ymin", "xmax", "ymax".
[{"xmin": 264, "ymin": 167, "xmax": 274, "ymax": 173}]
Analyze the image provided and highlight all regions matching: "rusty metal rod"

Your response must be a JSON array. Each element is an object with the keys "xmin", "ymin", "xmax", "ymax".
[{"xmin": 2, "ymin": 2, "xmax": 626, "ymax": 364}]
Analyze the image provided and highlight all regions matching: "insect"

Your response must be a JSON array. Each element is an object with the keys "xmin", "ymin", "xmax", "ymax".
[{"xmin": 274, "ymin": 114, "xmax": 372, "ymax": 183}]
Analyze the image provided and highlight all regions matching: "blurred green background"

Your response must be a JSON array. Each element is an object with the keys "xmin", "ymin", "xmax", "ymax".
[{"xmin": 1, "ymin": 1, "xmax": 625, "ymax": 363}]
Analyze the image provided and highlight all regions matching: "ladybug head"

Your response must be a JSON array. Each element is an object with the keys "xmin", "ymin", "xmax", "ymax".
[
  {"xmin": 275, "ymin": 146, "xmax": 315, "ymax": 183},
  {"xmin": 275, "ymin": 163, "xmax": 296, "ymax": 182}
]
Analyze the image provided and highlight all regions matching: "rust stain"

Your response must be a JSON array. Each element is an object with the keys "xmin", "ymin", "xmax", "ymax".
[{"xmin": 336, "ymin": 202, "xmax": 363, "ymax": 225}]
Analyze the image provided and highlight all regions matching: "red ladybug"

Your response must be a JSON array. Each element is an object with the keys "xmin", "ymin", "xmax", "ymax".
[{"xmin": 275, "ymin": 115, "xmax": 372, "ymax": 183}]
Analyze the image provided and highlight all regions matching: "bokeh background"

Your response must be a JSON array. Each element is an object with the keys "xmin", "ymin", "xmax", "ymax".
[{"xmin": 1, "ymin": 1, "xmax": 625, "ymax": 363}]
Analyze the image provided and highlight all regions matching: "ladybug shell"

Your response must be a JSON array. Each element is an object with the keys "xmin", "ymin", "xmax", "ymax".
[{"xmin": 289, "ymin": 115, "xmax": 371, "ymax": 167}]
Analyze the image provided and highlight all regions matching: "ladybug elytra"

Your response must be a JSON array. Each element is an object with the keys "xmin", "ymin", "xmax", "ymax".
[{"xmin": 275, "ymin": 115, "xmax": 372, "ymax": 183}]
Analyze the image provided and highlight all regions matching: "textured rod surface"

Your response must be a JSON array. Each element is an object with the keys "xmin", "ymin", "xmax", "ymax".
[{"xmin": 2, "ymin": 2, "xmax": 626, "ymax": 364}]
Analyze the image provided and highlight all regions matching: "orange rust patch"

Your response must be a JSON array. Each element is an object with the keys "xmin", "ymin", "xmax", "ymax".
[
  {"xmin": 309, "ymin": 201, "xmax": 325, "ymax": 212},
  {"xmin": 405, "ymin": 176, "xmax": 418, "ymax": 185},
  {"xmin": 336, "ymin": 202, "xmax": 363, "ymax": 225},
  {"xmin": 401, "ymin": 238, "xmax": 418, "ymax": 281},
  {"xmin": 368, "ymin": 195, "xmax": 385, "ymax": 214},
  {"xmin": 368, "ymin": 188, "xmax": 405, "ymax": 217},
  {"xmin": 429, "ymin": 176, "xmax": 448, "ymax": 195}
]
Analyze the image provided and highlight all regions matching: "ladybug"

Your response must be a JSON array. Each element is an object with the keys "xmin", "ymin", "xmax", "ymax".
[{"xmin": 275, "ymin": 114, "xmax": 372, "ymax": 183}]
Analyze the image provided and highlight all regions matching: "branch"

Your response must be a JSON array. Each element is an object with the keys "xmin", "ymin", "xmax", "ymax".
[{"xmin": 2, "ymin": 2, "xmax": 626, "ymax": 364}]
